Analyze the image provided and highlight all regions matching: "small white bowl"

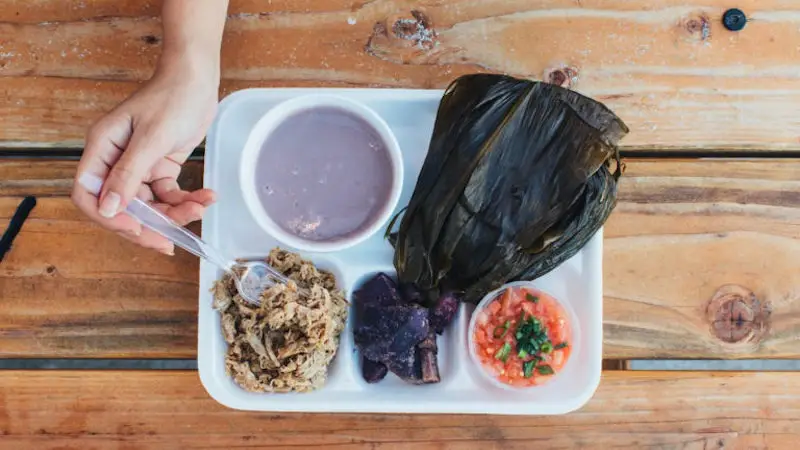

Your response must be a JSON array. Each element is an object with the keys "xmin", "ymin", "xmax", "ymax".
[
  {"xmin": 467, "ymin": 281, "xmax": 581, "ymax": 391},
  {"xmin": 239, "ymin": 94, "xmax": 404, "ymax": 253}
]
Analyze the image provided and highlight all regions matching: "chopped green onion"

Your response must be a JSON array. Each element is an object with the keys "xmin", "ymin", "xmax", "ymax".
[
  {"xmin": 523, "ymin": 360, "xmax": 536, "ymax": 378},
  {"xmin": 518, "ymin": 349, "xmax": 528, "ymax": 359},
  {"xmin": 541, "ymin": 342, "xmax": 553, "ymax": 353},
  {"xmin": 494, "ymin": 342, "xmax": 512, "ymax": 362},
  {"xmin": 537, "ymin": 365, "xmax": 555, "ymax": 375},
  {"xmin": 554, "ymin": 342, "xmax": 568, "ymax": 350},
  {"xmin": 493, "ymin": 320, "xmax": 510, "ymax": 339},
  {"xmin": 526, "ymin": 293, "xmax": 539, "ymax": 303}
]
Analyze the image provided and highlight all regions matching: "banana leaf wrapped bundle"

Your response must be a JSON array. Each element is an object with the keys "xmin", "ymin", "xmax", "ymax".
[{"xmin": 390, "ymin": 74, "xmax": 629, "ymax": 304}]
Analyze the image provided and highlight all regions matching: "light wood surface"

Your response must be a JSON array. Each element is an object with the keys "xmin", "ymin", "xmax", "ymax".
[
  {"xmin": 0, "ymin": 369, "xmax": 796, "ymax": 448},
  {"xmin": 2, "ymin": 159, "xmax": 798, "ymax": 359},
  {"xmin": 2, "ymin": 0, "xmax": 800, "ymax": 149},
  {"xmin": 605, "ymin": 159, "xmax": 800, "ymax": 358},
  {"xmin": 0, "ymin": 160, "xmax": 202, "ymax": 358},
  {"xmin": 3, "ymin": 1, "xmax": 799, "ymax": 445}
]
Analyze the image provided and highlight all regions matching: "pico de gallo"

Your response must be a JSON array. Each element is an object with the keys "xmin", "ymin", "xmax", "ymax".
[{"xmin": 472, "ymin": 286, "xmax": 572, "ymax": 387}]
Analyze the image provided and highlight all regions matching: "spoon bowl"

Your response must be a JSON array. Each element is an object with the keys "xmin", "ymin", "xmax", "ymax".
[{"xmin": 234, "ymin": 260, "xmax": 291, "ymax": 305}]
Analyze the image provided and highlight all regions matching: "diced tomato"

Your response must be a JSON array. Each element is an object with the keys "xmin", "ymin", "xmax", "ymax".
[
  {"xmin": 472, "ymin": 286, "xmax": 572, "ymax": 388},
  {"xmin": 552, "ymin": 350, "xmax": 565, "ymax": 368},
  {"xmin": 521, "ymin": 301, "xmax": 537, "ymax": 317},
  {"xmin": 498, "ymin": 289, "xmax": 514, "ymax": 316}
]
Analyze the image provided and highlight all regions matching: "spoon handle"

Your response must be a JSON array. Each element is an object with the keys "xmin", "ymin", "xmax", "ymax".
[
  {"xmin": 125, "ymin": 197, "xmax": 232, "ymax": 270},
  {"xmin": 78, "ymin": 172, "xmax": 233, "ymax": 271}
]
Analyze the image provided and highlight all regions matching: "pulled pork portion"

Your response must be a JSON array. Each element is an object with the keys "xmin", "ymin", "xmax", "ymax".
[{"xmin": 211, "ymin": 249, "xmax": 348, "ymax": 393}]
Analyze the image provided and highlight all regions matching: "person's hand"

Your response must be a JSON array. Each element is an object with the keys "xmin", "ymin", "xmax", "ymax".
[{"xmin": 71, "ymin": 58, "xmax": 219, "ymax": 255}]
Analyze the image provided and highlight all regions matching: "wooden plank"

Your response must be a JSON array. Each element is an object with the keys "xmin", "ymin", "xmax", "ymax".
[
  {"xmin": 2, "ymin": 1, "xmax": 800, "ymax": 149},
  {"xmin": 0, "ymin": 370, "xmax": 797, "ymax": 448},
  {"xmin": 0, "ymin": 0, "xmax": 357, "ymax": 23},
  {"xmin": 1, "ymin": 158, "xmax": 799, "ymax": 359},
  {"xmin": 0, "ymin": 160, "xmax": 202, "ymax": 358},
  {"xmin": 605, "ymin": 159, "xmax": 800, "ymax": 358}
]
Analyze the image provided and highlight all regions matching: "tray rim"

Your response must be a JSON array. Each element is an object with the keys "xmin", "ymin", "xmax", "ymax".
[{"xmin": 198, "ymin": 86, "xmax": 604, "ymax": 414}]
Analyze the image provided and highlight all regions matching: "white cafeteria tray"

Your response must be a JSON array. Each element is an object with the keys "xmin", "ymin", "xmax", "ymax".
[{"xmin": 198, "ymin": 88, "xmax": 604, "ymax": 415}]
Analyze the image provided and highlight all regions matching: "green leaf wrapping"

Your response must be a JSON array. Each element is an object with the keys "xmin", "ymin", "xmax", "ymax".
[{"xmin": 391, "ymin": 74, "xmax": 629, "ymax": 303}]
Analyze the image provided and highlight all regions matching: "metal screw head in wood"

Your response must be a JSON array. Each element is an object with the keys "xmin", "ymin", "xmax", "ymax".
[{"xmin": 723, "ymin": 8, "xmax": 747, "ymax": 31}]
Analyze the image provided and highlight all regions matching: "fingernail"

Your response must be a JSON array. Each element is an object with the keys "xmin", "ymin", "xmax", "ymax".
[
  {"xmin": 77, "ymin": 172, "xmax": 103, "ymax": 196},
  {"xmin": 99, "ymin": 192, "xmax": 121, "ymax": 218},
  {"xmin": 157, "ymin": 244, "xmax": 174, "ymax": 256}
]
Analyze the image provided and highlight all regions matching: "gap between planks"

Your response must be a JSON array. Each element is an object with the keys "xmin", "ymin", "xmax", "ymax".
[
  {"xmin": 5, "ymin": 147, "xmax": 800, "ymax": 160},
  {"xmin": 0, "ymin": 359, "xmax": 629, "ymax": 370},
  {"xmin": 7, "ymin": 360, "xmax": 800, "ymax": 371}
]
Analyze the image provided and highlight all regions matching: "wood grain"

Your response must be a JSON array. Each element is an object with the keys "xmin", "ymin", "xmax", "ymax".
[
  {"xmin": 1, "ymin": 159, "xmax": 799, "ymax": 359},
  {"xmin": 605, "ymin": 159, "xmax": 800, "ymax": 359},
  {"xmin": 0, "ymin": 0, "xmax": 358, "ymax": 23},
  {"xmin": 1, "ymin": 0, "xmax": 800, "ymax": 149},
  {"xmin": 0, "ymin": 160, "xmax": 202, "ymax": 358},
  {"xmin": 0, "ymin": 370, "xmax": 797, "ymax": 448}
]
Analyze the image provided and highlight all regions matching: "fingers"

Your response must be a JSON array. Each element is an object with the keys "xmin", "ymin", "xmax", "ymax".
[
  {"xmin": 159, "ymin": 200, "xmax": 206, "ymax": 225},
  {"xmin": 72, "ymin": 114, "xmax": 145, "ymax": 236},
  {"xmin": 98, "ymin": 129, "xmax": 167, "ymax": 219},
  {"xmin": 125, "ymin": 201, "xmax": 207, "ymax": 255},
  {"xmin": 138, "ymin": 181, "xmax": 211, "ymax": 255},
  {"xmin": 151, "ymin": 177, "xmax": 216, "ymax": 207},
  {"xmin": 73, "ymin": 101, "xmax": 213, "ymax": 258},
  {"xmin": 187, "ymin": 188, "xmax": 216, "ymax": 207},
  {"xmin": 148, "ymin": 157, "xmax": 216, "ymax": 207},
  {"xmin": 73, "ymin": 173, "xmax": 144, "ymax": 236}
]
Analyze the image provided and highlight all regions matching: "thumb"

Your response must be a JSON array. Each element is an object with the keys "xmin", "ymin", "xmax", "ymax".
[{"xmin": 98, "ymin": 132, "xmax": 164, "ymax": 218}]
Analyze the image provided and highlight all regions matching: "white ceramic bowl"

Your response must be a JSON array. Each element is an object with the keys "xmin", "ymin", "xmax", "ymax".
[
  {"xmin": 467, "ymin": 281, "xmax": 581, "ymax": 391},
  {"xmin": 239, "ymin": 94, "xmax": 404, "ymax": 253}
]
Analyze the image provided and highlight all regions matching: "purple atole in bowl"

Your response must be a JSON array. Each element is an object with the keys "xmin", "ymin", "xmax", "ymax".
[{"xmin": 239, "ymin": 95, "xmax": 403, "ymax": 253}]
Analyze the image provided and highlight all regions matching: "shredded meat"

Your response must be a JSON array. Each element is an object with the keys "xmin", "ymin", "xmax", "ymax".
[{"xmin": 211, "ymin": 248, "xmax": 348, "ymax": 393}]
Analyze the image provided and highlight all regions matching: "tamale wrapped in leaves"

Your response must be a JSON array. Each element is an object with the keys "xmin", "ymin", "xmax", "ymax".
[{"xmin": 390, "ymin": 74, "xmax": 629, "ymax": 304}]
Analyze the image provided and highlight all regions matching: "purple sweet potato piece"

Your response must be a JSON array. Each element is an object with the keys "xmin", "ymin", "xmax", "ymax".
[
  {"xmin": 384, "ymin": 345, "xmax": 419, "ymax": 383},
  {"xmin": 353, "ymin": 272, "xmax": 404, "ymax": 308},
  {"xmin": 353, "ymin": 273, "xmax": 441, "ymax": 385},
  {"xmin": 387, "ymin": 331, "xmax": 440, "ymax": 385},
  {"xmin": 430, "ymin": 291, "xmax": 460, "ymax": 334},
  {"xmin": 361, "ymin": 357, "xmax": 388, "ymax": 383},
  {"xmin": 354, "ymin": 303, "xmax": 430, "ymax": 363}
]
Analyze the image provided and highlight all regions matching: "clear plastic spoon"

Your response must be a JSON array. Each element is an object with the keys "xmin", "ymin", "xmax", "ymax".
[{"xmin": 78, "ymin": 173, "xmax": 288, "ymax": 305}]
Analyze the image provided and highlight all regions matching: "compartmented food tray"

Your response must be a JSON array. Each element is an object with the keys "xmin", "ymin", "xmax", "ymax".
[{"xmin": 198, "ymin": 88, "xmax": 604, "ymax": 414}]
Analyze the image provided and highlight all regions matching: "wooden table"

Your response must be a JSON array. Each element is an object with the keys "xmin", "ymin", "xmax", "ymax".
[{"xmin": 2, "ymin": 1, "xmax": 800, "ymax": 448}]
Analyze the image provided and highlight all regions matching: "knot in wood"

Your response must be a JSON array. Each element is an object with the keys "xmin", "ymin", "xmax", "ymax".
[
  {"xmin": 681, "ymin": 13, "xmax": 711, "ymax": 41},
  {"xmin": 392, "ymin": 10, "xmax": 436, "ymax": 49},
  {"xmin": 706, "ymin": 284, "xmax": 769, "ymax": 345},
  {"xmin": 366, "ymin": 10, "xmax": 439, "ymax": 64},
  {"xmin": 544, "ymin": 67, "xmax": 578, "ymax": 89},
  {"xmin": 140, "ymin": 34, "xmax": 161, "ymax": 45}
]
